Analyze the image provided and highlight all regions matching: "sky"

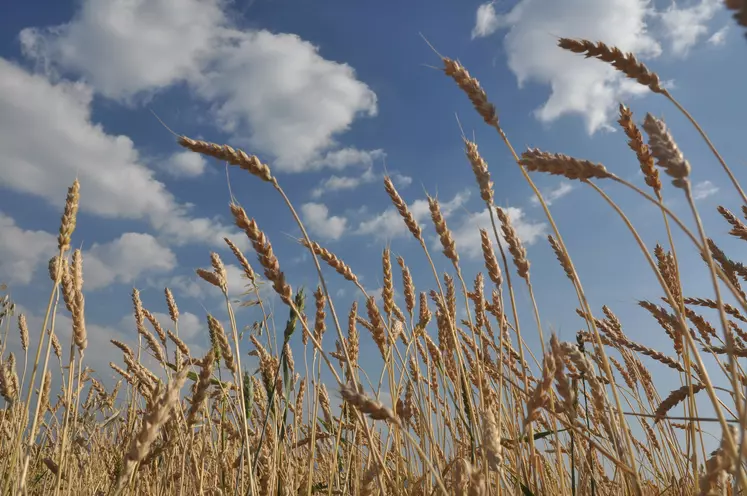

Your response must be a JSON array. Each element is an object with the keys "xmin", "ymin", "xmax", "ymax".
[{"xmin": 0, "ymin": 0, "xmax": 746, "ymax": 421}]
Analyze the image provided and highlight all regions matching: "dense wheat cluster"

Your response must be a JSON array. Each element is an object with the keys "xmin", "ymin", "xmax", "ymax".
[{"xmin": 1, "ymin": 33, "xmax": 747, "ymax": 496}]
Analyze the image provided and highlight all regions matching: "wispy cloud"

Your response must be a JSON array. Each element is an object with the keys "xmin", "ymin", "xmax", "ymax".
[
  {"xmin": 693, "ymin": 180, "xmax": 719, "ymax": 200},
  {"xmin": 658, "ymin": 0, "xmax": 722, "ymax": 57},
  {"xmin": 311, "ymin": 167, "xmax": 411, "ymax": 199},
  {"xmin": 708, "ymin": 25, "xmax": 729, "ymax": 46},
  {"xmin": 472, "ymin": 2, "xmax": 500, "ymax": 39},
  {"xmin": 530, "ymin": 182, "xmax": 574, "ymax": 206}
]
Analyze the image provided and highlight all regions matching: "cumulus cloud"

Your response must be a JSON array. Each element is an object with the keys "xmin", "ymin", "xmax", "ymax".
[
  {"xmin": 20, "ymin": 0, "xmax": 379, "ymax": 172},
  {"xmin": 658, "ymin": 0, "xmax": 722, "ymax": 56},
  {"xmin": 357, "ymin": 190, "xmax": 470, "ymax": 241},
  {"xmin": 692, "ymin": 180, "xmax": 719, "ymax": 200},
  {"xmin": 301, "ymin": 203, "xmax": 348, "ymax": 241},
  {"xmin": 0, "ymin": 212, "xmax": 177, "ymax": 290},
  {"xmin": 449, "ymin": 207, "xmax": 547, "ymax": 259},
  {"xmin": 471, "ymin": 0, "xmax": 729, "ymax": 131},
  {"xmin": 0, "ymin": 212, "xmax": 57, "ymax": 285},
  {"xmin": 169, "ymin": 311, "xmax": 202, "ymax": 341},
  {"xmin": 530, "ymin": 182, "xmax": 574, "ymax": 206},
  {"xmin": 471, "ymin": 0, "xmax": 662, "ymax": 133},
  {"xmin": 84, "ymin": 233, "xmax": 177, "ymax": 290},
  {"xmin": 162, "ymin": 151, "xmax": 207, "ymax": 178},
  {"xmin": 0, "ymin": 58, "xmax": 243, "ymax": 248},
  {"xmin": 357, "ymin": 208, "xmax": 412, "ymax": 241},
  {"xmin": 192, "ymin": 31, "xmax": 378, "ymax": 171},
  {"xmin": 19, "ymin": 0, "xmax": 226, "ymax": 100}
]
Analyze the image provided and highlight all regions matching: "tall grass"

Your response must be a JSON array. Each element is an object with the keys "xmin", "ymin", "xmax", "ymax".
[{"xmin": 0, "ymin": 37, "xmax": 746, "ymax": 495}]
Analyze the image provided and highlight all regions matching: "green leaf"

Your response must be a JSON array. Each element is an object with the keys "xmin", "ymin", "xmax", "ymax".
[
  {"xmin": 243, "ymin": 370, "xmax": 253, "ymax": 422},
  {"xmin": 532, "ymin": 427, "xmax": 569, "ymax": 441},
  {"xmin": 502, "ymin": 427, "xmax": 569, "ymax": 444},
  {"xmin": 521, "ymin": 483, "xmax": 536, "ymax": 496},
  {"xmin": 283, "ymin": 287, "xmax": 305, "ymax": 342},
  {"xmin": 317, "ymin": 417, "xmax": 332, "ymax": 433}
]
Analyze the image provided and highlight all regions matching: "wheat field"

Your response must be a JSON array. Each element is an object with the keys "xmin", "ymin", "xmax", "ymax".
[{"xmin": 1, "ymin": 30, "xmax": 747, "ymax": 496}]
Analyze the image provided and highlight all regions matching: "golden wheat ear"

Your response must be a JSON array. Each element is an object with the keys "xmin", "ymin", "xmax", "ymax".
[{"xmin": 557, "ymin": 38, "xmax": 665, "ymax": 94}]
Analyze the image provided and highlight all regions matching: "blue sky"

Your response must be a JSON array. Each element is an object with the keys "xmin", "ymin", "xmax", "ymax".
[{"xmin": 0, "ymin": 0, "xmax": 745, "ymax": 410}]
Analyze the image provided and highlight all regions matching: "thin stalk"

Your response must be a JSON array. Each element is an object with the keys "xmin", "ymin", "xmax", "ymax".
[
  {"xmin": 491, "ymin": 124, "xmax": 640, "ymax": 487},
  {"xmin": 53, "ymin": 344, "xmax": 78, "ymax": 496},
  {"xmin": 224, "ymin": 293, "xmax": 256, "ymax": 496},
  {"xmin": 683, "ymin": 186, "xmax": 744, "ymax": 417},
  {"xmin": 486, "ymin": 205, "xmax": 535, "ymax": 486},
  {"xmin": 270, "ymin": 180, "xmax": 389, "ymax": 495},
  {"xmin": 14, "ymin": 248, "xmax": 65, "ymax": 495},
  {"xmin": 587, "ymin": 180, "xmax": 746, "ymax": 488},
  {"xmin": 664, "ymin": 93, "xmax": 747, "ymax": 204}
]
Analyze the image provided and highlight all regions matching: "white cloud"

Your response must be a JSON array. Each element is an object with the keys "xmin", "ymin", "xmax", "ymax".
[
  {"xmin": 0, "ymin": 212, "xmax": 57, "ymax": 285},
  {"xmin": 471, "ymin": 0, "xmax": 663, "ymax": 134},
  {"xmin": 162, "ymin": 151, "xmax": 207, "ymax": 178},
  {"xmin": 310, "ymin": 168, "xmax": 411, "ymax": 199},
  {"xmin": 369, "ymin": 287, "xmax": 384, "ymax": 305},
  {"xmin": 0, "ymin": 212, "xmax": 176, "ymax": 290},
  {"xmin": 20, "ymin": 0, "xmax": 379, "ymax": 173},
  {"xmin": 192, "ymin": 32, "xmax": 378, "ymax": 171},
  {"xmin": 312, "ymin": 168, "xmax": 377, "ymax": 199},
  {"xmin": 162, "ymin": 274, "xmax": 206, "ymax": 300},
  {"xmin": 658, "ymin": 0, "xmax": 722, "ymax": 56},
  {"xmin": 394, "ymin": 174, "xmax": 413, "ymax": 188},
  {"xmin": 425, "ymin": 190, "xmax": 471, "ymax": 217},
  {"xmin": 84, "ymin": 233, "xmax": 177, "ymax": 290},
  {"xmin": 692, "ymin": 180, "xmax": 719, "ymax": 200},
  {"xmin": 173, "ymin": 311, "xmax": 202, "ymax": 341},
  {"xmin": 707, "ymin": 25, "xmax": 729, "ymax": 46},
  {"xmin": 301, "ymin": 203, "xmax": 348, "ymax": 241},
  {"xmin": 357, "ymin": 208, "xmax": 411, "ymax": 240},
  {"xmin": 11, "ymin": 304, "xmax": 145, "ymax": 387},
  {"xmin": 472, "ymin": 2, "xmax": 500, "ymax": 39},
  {"xmin": 309, "ymin": 148, "xmax": 385, "ymax": 171},
  {"xmin": 224, "ymin": 263, "xmax": 254, "ymax": 298},
  {"xmin": 19, "ymin": 0, "xmax": 226, "ymax": 100},
  {"xmin": 140, "ymin": 311, "xmax": 202, "ymax": 342},
  {"xmin": 190, "ymin": 261, "xmax": 255, "ymax": 300},
  {"xmin": 357, "ymin": 190, "xmax": 470, "ymax": 241},
  {"xmin": 0, "ymin": 58, "xmax": 242, "ymax": 248},
  {"xmin": 530, "ymin": 181, "xmax": 574, "ymax": 206},
  {"xmin": 450, "ymin": 207, "xmax": 547, "ymax": 259}
]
